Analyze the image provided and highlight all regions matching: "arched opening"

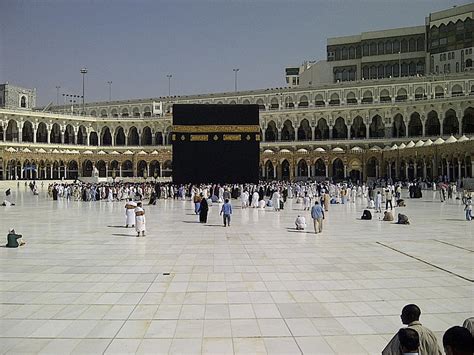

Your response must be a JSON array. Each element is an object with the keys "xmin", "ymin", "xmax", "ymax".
[
  {"xmin": 297, "ymin": 119, "xmax": 311, "ymax": 141},
  {"xmin": 137, "ymin": 160, "xmax": 148, "ymax": 177},
  {"xmin": 96, "ymin": 160, "xmax": 107, "ymax": 177},
  {"xmin": 361, "ymin": 90, "xmax": 373, "ymax": 104},
  {"xmin": 162, "ymin": 160, "xmax": 172, "ymax": 177},
  {"xmin": 265, "ymin": 121, "xmax": 277, "ymax": 141},
  {"xmin": 256, "ymin": 99, "xmax": 265, "ymax": 110},
  {"xmin": 89, "ymin": 132, "xmax": 99, "ymax": 146},
  {"xmin": 284, "ymin": 96, "xmax": 294, "ymax": 108},
  {"xmin": 67, "ymin": 160, "xmax": 78, "ymax": 179},
  {"xmin": 167, "ymin": 131, "xmax": 173, "ymax": 145},
  {"xmin": 297, "ymin": 160, "xmax": 308, "ymax": 177},
  {"xmin": 351, "ymin": 116, "xmax": 366, "ymax": 139},
  {"xmin": 20, "ymin": 96, "xmax": 27, "ymax": 108},
  {"xmin": 333, "ymin": 117, "xmax": 348, "ymax": 139},
  {"xmin": 115, "ymin": 127, "xmax": 126, "ymax": 146},
  {"xmin": 396, "ymin": 88, "xmax": 408, "ymax": 101},
  {"xmin": 111, "ymin": 109, "xmax": 118, "ymax": 118},
  {"xmin": 77, "ymin": 125, "xmax": 87, "ymax": 145},
  {"xmin": 426, "ymin": 111, "xmax": 440, "ymax": 136},
  {"xmin": 281, "ymin": 160, "xmax": 290, "ymax": 180},
  {"xmin": 270, "ymin": 98, "xmax": 279, "ymax": 110},
  {"xmin": 414, "ymin": 87, "xmax": 426, "ymax": 100},
  {"xmin": 392, "ymin": 114, "xmax": 406, "ymax": 138},
  {"xmin": 346, "ymin": 92, "xmax": 357, "ymax": 104},
  {"xmin": 36, "ymin": 122, "xmax": 48, "ymax": 143},
  {"xmin": 366, "ymin": 157, "xmax": 378, "ymax": 178},
  {"xmin": 121, "ymin": 108, "xmax": 129, "ymax": 117},
  {"xmin": 265, "ymin": 160, "xmax": 274, "ymax": 180},
  {"xmin": 451, "ymin": 84, "xmax": 463, "ymax": 96},
  {"xmin": 332, "ymin": 158, "xmax": 344, "ymax": 181},
  {"xmin": 82, "ymin": 160, "xmax": 93, "ymax": 177},
  {"xmin": 90, "ymin": 110, "xmax": 97, "ymax": 117},
  {"xmin": 64, "ymin": 124, "xmax": 75, "ymax": 144},
  {"xmin": 100, "ymin": 109, "xmax": 108, "ymax": 117},
  {"xmin": 155, "ymin": 132, "xmax": 163, "ymax": 145},
  {"xmin": 369, "ymin": 115, "xmax": 384, "ymax": 138},
  {"xmin": 435, "ymin": 86, "xmax": 445, "ymax": 98},
  {"xmin": 314, "ymin": 159, "xmax": 326, "ymax": 177},
  {"xmin": 149, "ymin": 160, "xmax": 161, "ymax": 178},
  {"xmin": 314, "ymin": 95, "xmax": 325, "ymax": 107},
  {"xmin": 22, "ymin": 121, "xmax": 34, "ymax": 142},
  {"xmin": 462, "ymin": 107, "xmax": 474, "ymax": 134},
  {"xmin": 128, "ymin": 127, "xmax": 139, "ymax": 146},
  {"xmin": 329, "ymin": 93, "xmax": 340, "ymax": 106},
  {"xmin": 298, "ymin": 95, "xmax": 308, "ymax": 107},
  {"xmin": 143, "ymin": 106, "xmax": 152, "ymax": 117},
  {"xmin": 142, "ymin": 127, "xmax": 152, "ymax": 145},
  {"xmin": 132, "ymin": 107, "xmax": 140, "ymax": 117},
  {"xmin": 109, "ymin": 160, "xmax": 119, "ymax": 178},
  {"xmin": 281, "ymin": 120, "xmax": 295, "ymax": 141},
  {"xmin": 101, "ymin": 127, "xmax": 112, "ymax": 146},
  {"xmin": 380, "ymin": 89, "xmax": 391, "ymax": 102},
  {"xmin": 50, "ymin": 123, "xmax": 61, "ymax": 144},
  {"xmin": 121, "ymin": 160, "xmax": 134, "ymax": 177},
  {"xmin": 408, "ymin": 112, "xmax": 422, "ymax": 137},
  {"xmin": 443, "ymin": 109, "xmax": 459, "ymax": 135},
  {"xmin": 315, "ymin": 118, "xmax": 329, "ymax": 139}
]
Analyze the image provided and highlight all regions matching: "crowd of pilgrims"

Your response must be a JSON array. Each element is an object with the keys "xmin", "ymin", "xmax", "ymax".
[{"xmin": 46, "ymin": 179, "xmax": 426, "ymax": 206}]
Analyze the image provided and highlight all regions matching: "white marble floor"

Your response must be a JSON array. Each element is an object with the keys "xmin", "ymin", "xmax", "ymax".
[{"xmin": 0, "ymin": 187, "xmax": 472, "ymax": 354}]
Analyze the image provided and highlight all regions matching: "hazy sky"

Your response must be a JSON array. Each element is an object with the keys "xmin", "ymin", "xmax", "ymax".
[{"xmin": 0, "ymin": 0, "xmax": 469, "ymax": 106}]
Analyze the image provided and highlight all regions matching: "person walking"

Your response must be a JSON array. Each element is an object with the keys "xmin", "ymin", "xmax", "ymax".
[
  {"xmin": 220, "ymin": 198, "xmax": 233, "ymax": 227},
  {"xmin": 311, "ymin": 200, "xmax": 325, "ymax": 234},
  {"xmin": 134, "ymin": 202, "xmax": 146, "ymax": 237},
  {"xmin": 464, "ymin": 198, "xmax": 472, "ymax": 221},
  {"xmin": 375, "ymin": 191, "xmax": 382, "ymax": 213},
  {"xmin": 198, "ymin": 194, "xmax": 209, "ymax": 223},
  {"xmin": 385, "ymin": 187, "xmax": 393, "ymax": 210}
]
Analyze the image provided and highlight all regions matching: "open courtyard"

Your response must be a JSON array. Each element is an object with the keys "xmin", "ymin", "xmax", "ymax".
[{"xmin": 0, "ymin": 186, "xmax": 472, "ymax": 354}]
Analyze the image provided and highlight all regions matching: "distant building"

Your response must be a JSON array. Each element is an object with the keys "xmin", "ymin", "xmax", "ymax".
[
  {"xmin": 289, "ymin": 3, "xmax": 474, "ymax": 85},
  {"xmin": 0, "ymin": 83, "xmax": 36, "ymax": 110}
]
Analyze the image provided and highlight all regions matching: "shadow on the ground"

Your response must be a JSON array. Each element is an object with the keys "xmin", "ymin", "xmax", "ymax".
[
  {"xmin": 112, "ymin": 233, "xmax": 137, "ymax": 237},
  {"xmin": 107, "ymin": 225, "xmax": 129, "ymax": 228}
]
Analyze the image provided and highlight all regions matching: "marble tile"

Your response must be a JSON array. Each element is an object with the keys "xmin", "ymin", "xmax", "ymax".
[{"xmin": 0, "ymin": 191, "xmax": 471, "ymax": 354}]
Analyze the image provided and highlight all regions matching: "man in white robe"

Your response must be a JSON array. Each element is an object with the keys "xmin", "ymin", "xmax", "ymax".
[
  {"xmin": 272, "ymin": 190, "xmax": 281, "ymax": 211},
  {"xmin": 295, "ymin": 215, "xmax": 306, "ymax": 230},
  {"xmin": 135, "ymin": 202, "xmax": 146, "ymax": 237},
  {"xmin": 125, "ymin": 199, "xmax": 137, "ymax": 227},
  {"xmin": 251, "ymin": 191, "xmax": 259, "ymax": 208},
  {"xmin": 241, "ymin": 191, "xmax": 249, "ymax": 208}
]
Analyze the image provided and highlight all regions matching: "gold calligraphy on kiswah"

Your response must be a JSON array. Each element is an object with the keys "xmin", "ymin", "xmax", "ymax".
[
  {"xmin": 190, "ymin": 134, "xmax": 209, "ymax": 141},
  {"xmin": 173, "ymin": 125, "xmax": 260, "ymax": 133},
  {"xmin": 223, "ymin": 134, "xmax": 241, "ymax": 141}
]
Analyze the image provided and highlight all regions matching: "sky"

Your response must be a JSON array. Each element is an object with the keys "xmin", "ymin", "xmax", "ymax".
[{"xmin": 0, "ymin": 0, "xmax": 470, "ymax": 106}]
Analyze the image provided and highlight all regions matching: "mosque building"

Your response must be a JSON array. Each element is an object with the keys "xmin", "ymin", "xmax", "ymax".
[{"xmin": 0, "ymin": 3, "xmax": 473, "ymax": 182}]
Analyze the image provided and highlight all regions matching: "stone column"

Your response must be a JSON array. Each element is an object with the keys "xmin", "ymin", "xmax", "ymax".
[
  {"xmin": 347, "ymin": 125, "xmax": 351, "ymax": 139},
  {"xmin": 50, "ymin": 166, "xmax": 53, "ymax": 179},
  {"xmin": 440, "ymin": 114, "xmax": 444, "ymax": 136},
  {"xmin": 64, "ymin": 166, "xmax": 67, "ymax": 179},
  {"xmin": 458, "ymin": 161, "xmax": 462, "ymax": 180},
  {"xmin": 60, "ymin": 131, "xmax": 65, "ymax": 144},
  {"xmin": 105, "ymin": 163, "xmax": 108, "ymax": 178},
  {"xmin": 273, "ymin": 165, "xmax": 277, "ymax": 179},
  {"xmin": 446, "ymin": 161, "xmax": 450, "ymax": 181},
  {"xmin": 365, "ymin": 124, "xmax": 370, "ymax": 139},
  {"xmin": 18, "ymin": 129, "xmax": 22, "ymax": 143},
  {"xmin": 413, "ymin": 162, "xmax": 417, "ymax": 179},
  {"xmin": 325, "ymin": 164, "xmax": 329, "ymax": 178},
  {"xmin": 119, "ymin": 166, "xmax": 122, "ymax": 177},
  {"xmin": 33, "ymin": 127, "xmax": 37, "ymax": 143},
  {"xmin": 261, "ymin": 128, "xmax": 266, "ymax": 142},
  {"xmin": 344, "ymin": 164, "xmax": 347, "ymax": 178},
  {"xmin": 471, "ymin": 160, "xmax": 474, "ymax": 178},
  {"xmin": 277, "ymin": 129, "xmax": 281, "ymax": 141},
  {"xmin": 311, "ymin": 127, "xmax": 315, "ymax": 141},
  {"xmin": 307, "ymin": 163, "xmax": 311, "ymax": 178},
  {"xmin": 405, "ymin": 164, "xmax": 409, "ymax": 180},
  {"xmin": 423, "ymin": 161, "xmax": 427, "ymax": 180}
]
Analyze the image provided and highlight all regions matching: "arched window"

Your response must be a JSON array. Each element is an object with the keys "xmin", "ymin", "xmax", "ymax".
[
  {"xmin": 385, "ymin": 41, "xmax": 392, "ymax": 54},
  {"xmin": 378, "ymin": 42, "xmax": 384, "ymax": 55},
  {"xmin": 408, "ymin": 38, "xmax": 416, "ymax": 52},
  {"xmin": 370, "ymin": 42, "xmax": 377, "ymax": 55},
  {"xmin": 20, "ymin": 96, "xmax": 27, "ymax": 108},
  {"xmin": 349, "ymin": 46, "xmax": 355, "ymax": 59}
]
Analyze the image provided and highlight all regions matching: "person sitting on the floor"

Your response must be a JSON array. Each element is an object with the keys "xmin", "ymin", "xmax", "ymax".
[
  {"xmin": 258, "ymin": 199, "xmax": 266, "ymax": 209},
  {"xmin": 361, "ymin": 209, "xmax": 372, "ymax": 220},
  {"xmin": 397, "ymin": 213, "xmax": 410, "ymax": 225},
  {"xmin": 295, "ymin": 215, "xmax": 307, "ymax": 230},
  {"xmin": 6, "ymin": 229, "xmax": 25, "ymax": 248},
  {"xmin": 368, "ymin": 199, "xmax": 375, "ymax": 209},
  {"xmin": 383, "ymin": 210, "xmax": 394, "ymax": 221},
  {"xmin": 397, "ymin": 199, "xmax": 406, "ymax": 207}
]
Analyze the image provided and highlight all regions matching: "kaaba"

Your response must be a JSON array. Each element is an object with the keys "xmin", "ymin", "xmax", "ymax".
[{"xmin": 172, "ymin": 104, "xmax": 260, "ymax": 184}]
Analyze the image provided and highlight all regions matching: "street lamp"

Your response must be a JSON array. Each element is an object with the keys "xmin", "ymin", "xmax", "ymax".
[
  {"xmin": 107, "ymin": 81, "xmax": 112, "ymax": 101},
  {"xmin": 166, "ymin": 74, "xmax": 172, "ymax": 97},
  {"xmin": 80, "ymin": 68, "xmax": 88, "ymax": 115},
  {"xmin": 55, "ymin": 86, "xmax": 61, "ymax": 105},
  {"xmin": 233, "ymin": 68, "xmax": 239, "ymax": 92}
]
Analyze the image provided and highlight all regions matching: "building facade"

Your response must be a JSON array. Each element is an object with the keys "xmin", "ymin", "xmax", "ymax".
[
  {"xmin": 1, "ymin": 73, "xmax": 473, "ymax": 182},
  {"xmin": 290, "ymin": 3, "xmax": 474, "ymax": 85}
]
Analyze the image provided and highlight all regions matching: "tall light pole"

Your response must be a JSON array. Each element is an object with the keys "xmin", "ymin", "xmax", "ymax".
[
  {"xmin": 80, "ymin": 68, "xmax": 88, "ymax": 115},
  {"xmin": 107, "ymin": 81, "xmax": 112, "ymax": 101},
  {"xmin": 166, "ymin": 74, "xmax": 172, "ymax": 97},
  {"xmin": 55, "ymin": 86, "xmax": 61, "ymax": 105},
  {"xmin": 233, "ymin": 68, "xmax": 239, "ymax": 92}
]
